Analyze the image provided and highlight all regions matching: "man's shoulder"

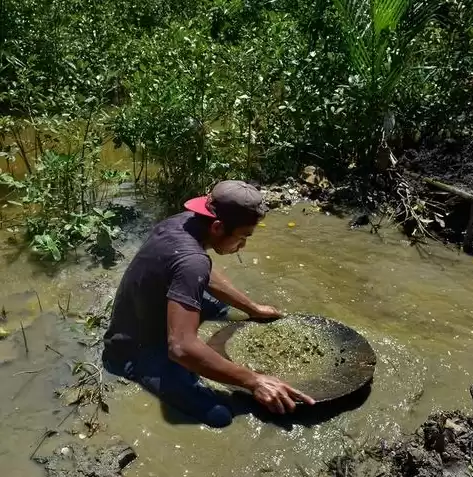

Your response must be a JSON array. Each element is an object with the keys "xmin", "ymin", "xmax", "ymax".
[
  {"xmin": 152, "ymin": 211, "xmax": 196, "ymax": 239},
  {"xmin": 137, "ymin": 211, "xmax": 209, "ymax": 265},
  {"xmin": 174, "ymin": 250, "xmax": 211, "ymax": 271},
  {"xmin": 157, "ymin": 211, "xmax": 194, "ymax": 228}
]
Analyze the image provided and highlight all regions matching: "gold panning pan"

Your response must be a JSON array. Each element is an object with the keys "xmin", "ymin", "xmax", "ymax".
[{"xmin": 207, "ymin": 314, "xmax": 376, "ymax": 402}]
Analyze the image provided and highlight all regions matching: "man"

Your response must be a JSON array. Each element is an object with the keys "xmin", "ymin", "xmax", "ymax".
[{"xmin": 102, "ymin": 180, "xmax": 315, "ymax": 428}]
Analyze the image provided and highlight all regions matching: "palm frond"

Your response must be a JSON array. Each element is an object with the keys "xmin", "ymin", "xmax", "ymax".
[
  {"xmin": 373, "ymin": 0, "xmax": 410, "ymax": 36},
  {"xmin": 398, "ymin": 0, "xmax": 441, "ymax": 50},
  {"xmin": 333, "ymin": 0, "xmax": 372, "ymax": 78},
  {"xmin": 333, "ymin": 0, "xmax": 442, "ymax": 96}
]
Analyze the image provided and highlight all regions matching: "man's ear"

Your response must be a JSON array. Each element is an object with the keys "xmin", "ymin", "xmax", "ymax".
[{"xmin": 210, "ymin": 219, "xmax": 225, "ymax": 237}]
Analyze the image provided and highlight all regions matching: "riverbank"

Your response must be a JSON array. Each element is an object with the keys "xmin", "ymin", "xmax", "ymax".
[
  {"xmin": 323, "ymin": 411, "xmax": 473, "ymax": 477},
  {"xmin": 259, "ymin": 139, "xmax": 473, "ymax": 254}
]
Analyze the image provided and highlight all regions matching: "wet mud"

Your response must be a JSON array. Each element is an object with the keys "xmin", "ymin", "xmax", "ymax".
[
  {"xmin": 323, "ymin": 411, "xmax": 473, "ymax": 477},
  {"xmin": 401, "ymin": 139, "xmax": 473, "ymax": 191},
  {"xmin": 34, "ymin": 440, "xmax": 136, "ymax": 477}
]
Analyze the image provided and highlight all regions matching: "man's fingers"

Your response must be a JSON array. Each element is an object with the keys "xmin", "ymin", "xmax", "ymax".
[
  {"xmin": 265, "ymin": 396, "xmax": 285, "ymax": 414},
  {"xmin": 259, "ymin": 394, "xmax": 284, "ymax": 414},
  {"xmin": 272, "ymin": 396, "xmax": 286, "ymax": 414},
  {"xmin": 286, "ymin": 386, "xmax": 316, "ymax": 405},
  {"xmin": 280, "ymin": 393, "xmax": 297, "ymax": 413}
]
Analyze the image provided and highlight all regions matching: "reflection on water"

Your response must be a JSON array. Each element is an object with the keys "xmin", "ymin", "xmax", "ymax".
[
  {"xmin": 0, "ymin": 204, "xmax": 472, "ymax": 476},
  {"xmin": 0, "ymin": 125, "xmax": 133, "ymax": 179}
]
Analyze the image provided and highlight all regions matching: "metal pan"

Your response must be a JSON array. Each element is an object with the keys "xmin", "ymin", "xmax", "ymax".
[{"xmin": 207, "ymin": 314, "xmax": 376, "ymax": 402}]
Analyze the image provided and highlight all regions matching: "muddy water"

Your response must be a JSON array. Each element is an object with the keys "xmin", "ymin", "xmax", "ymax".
[
  {"xmin": 104, "ymin": 208, "xmax": 473, "ymax": 476},
  {"xmin": 0, "ymin": 125, "xmax": 132, "ymax": 180},
  {"xmin": 1, "ymin": 205, "xmax": 473, "ymax": 476},
  {"xmin": 0, "ymin": 209, "xmax": 150, "ymax": 477}
]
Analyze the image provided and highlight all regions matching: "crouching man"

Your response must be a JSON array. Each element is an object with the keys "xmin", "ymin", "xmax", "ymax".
[{"xmin": 103, "ymin": 180, "xmax": 315, "ymax": 427}]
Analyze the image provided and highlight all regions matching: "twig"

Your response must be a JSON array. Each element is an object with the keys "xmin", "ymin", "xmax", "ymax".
[
  {"xmin": 66, "ymin": 292, "xmax": 71, "ymax": 313},
  {"xmin": 57, "ymin": 404, "xmax": 79, "ymax": 429},
  {"xmin": 30, "ymin": 430, "xmax": 58, "ymax": 460},
  {"xmin": 45, "ymin": 344, "xmax": 63, "ymax": 357},
  {"xmin": 35, "ymin": 291, "xmax": 43, "ymax": 312},
  {"xmin": 67, "ymin": 361, "xmax": 108, "ymax": 436},
  {"xmin": 13, "ymin": 368, "xmax": 45, "ymax": 377},
  {"xmin": 57, "ymin": 299, "xmax": 66, "ymax": 320},
  {"xmin": 12, "ymin": 371, "xmax": 39, "ymax": 401},
  {"xmin": 20, "ymin": 321, "xmax": 29, "ymax": 355}
]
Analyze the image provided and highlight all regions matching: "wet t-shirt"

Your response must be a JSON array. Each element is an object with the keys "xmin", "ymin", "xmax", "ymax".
[{"xmin": 103, "ymin": 212, "xmax": 211, "ymax": 358}]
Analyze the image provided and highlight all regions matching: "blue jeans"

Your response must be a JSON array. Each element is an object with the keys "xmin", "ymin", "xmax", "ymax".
[{"xmin": 102, "ymin": 292, "xmax": 232, "ymax": 428}]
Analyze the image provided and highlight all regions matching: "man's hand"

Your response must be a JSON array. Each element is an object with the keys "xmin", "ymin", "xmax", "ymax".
[
  {"xmin": 250, "ymin": 304, "xmax": 283, "ymax": 321},
  {"xmin": 250, "ymin": 374, "xmax": 316, "ymax": 413}
]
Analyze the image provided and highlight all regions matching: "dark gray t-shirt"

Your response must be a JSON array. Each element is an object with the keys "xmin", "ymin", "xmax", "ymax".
[{"xmin": 103, "ymin": 212, "xmax": 211, "ymax": 358}]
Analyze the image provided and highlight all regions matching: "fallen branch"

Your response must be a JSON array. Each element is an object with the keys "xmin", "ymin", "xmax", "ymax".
[
  {"xmin": 423, "ymin": 177, "xmax": 473, "ymax": 201},
  {"xmin": 13, "ymin": 368, "xmax": 45, "ymax": 377},
  {"xmin": 404, "ymin": 171, "xmax": 473, "ymax": 200},
  {"xmin": 404, "ymin": 171, "xmax": 473, "ymax": 253}
]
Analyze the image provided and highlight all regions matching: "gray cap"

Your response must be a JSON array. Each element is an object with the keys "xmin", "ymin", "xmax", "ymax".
[
  {"xmin": 209, "ymin": 180, "xmax": 265, "ymax": 215},
  {"xmin": 184, "ymin": 180, "xmax": 266, "ymax": 220}
]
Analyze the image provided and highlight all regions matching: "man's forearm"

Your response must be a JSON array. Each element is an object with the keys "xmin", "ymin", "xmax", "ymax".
[
  {"xmin": 169, "ymin": 337, "xmax": 257, "ymax": 390},
  {"xmin": 208, "ymin": 268, "xmax": 258, "ymax": 315}
]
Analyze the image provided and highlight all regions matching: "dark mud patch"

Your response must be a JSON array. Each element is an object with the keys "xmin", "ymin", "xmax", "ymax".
[
  {"xmin": 34, "ymin": 439, "xmax": 136, "ymax": 477},
  {"xmin": 322, "ymin": 412, "xmax": 473, "ymax": 477},
  {"xmin": 401, "ymin": 140, "xmax": 473, "ymax": 192}
]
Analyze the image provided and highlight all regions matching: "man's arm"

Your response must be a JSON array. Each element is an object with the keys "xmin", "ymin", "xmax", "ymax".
[
  {"xmin": 167, "ymin": 299, "xmax": 315, "ymax": 413},
  {"xmin": 167, "ymin": 299, "xmax": 256, "ymax": 387},
  {"xmin": 208, "ymin": 268, "xmax": 280, "ymax": 319}
]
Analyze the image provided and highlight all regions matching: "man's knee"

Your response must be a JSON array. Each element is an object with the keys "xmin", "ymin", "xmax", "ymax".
[
  {"xmin": 159, "ymin": 376, "xmax": 234, "ymax": 427},
  {"xmin": 205, "ymin": 404, "xmax": 233, "ymax": 428}
]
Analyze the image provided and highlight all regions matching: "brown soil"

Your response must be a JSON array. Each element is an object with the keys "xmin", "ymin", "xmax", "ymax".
[
  {"xmin": 322, "ymin": 411, "xmax": 473, "ymax": 477},
  {"xmin": 401, "ymin": 139, "xmax": 473, "ymax": 192},
  {"xmin": 34, "ymin": 440, "xmax": 136, "ymax": 477}
]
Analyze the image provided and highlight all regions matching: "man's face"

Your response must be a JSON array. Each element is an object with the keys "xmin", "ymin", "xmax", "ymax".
[{"xmin": 209, "ymin": 221, "xmax": 256, "ymax": 255}]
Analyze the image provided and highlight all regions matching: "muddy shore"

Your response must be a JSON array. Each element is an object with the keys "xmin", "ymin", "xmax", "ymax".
[
  {"xmin": 400, "ymin": 139, "xmax": 473, "ymax": 192},
  {"xmin": 260, "ymin": 141, "xmax": 473, "ymax": 253},
  {"xmin": 322, "ymin": 411, "xmax": 473, "ymax": 477}
]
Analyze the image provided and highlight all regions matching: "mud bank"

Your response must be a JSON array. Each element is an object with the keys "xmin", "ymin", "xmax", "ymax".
[
  {"xmin": 401, "ymin": 140, "xmax": 473, "ymax": 191},
  {"xmin": 35, "ymin": 440, "xmax": 136, "ymax": 477},
  {"xmin": 323, "ymin": 411, "xmax": 473, "ymax": 477},
  {"xmin": 259, "ymin": 145, "xmax": 473, "ymax": 252}
]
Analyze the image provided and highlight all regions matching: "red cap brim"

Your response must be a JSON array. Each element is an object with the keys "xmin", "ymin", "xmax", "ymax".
[{"xmin": 184, "ymin": 196, "xmax": 216, "ymax": 218}]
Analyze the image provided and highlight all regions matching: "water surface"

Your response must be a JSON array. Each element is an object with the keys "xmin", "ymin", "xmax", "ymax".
[{"xmin": 0, "ymin": 205, "xmax": 472, "ymax": 476}]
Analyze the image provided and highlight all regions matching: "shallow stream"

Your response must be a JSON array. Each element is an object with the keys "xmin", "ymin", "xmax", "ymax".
[{"xmin": 0, "ymin": 204, "xmax": 472, "ymax": 476}]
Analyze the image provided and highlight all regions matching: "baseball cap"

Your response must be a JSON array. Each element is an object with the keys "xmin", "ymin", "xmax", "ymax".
[{"xmin": 184, "ymin": 180, "xmax": 266, "ymax": 220}]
